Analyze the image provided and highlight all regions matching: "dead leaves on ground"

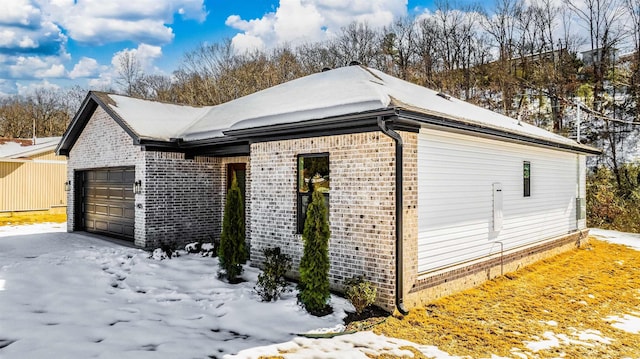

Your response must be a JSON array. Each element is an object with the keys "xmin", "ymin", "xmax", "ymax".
[{"xmin": 374, "ymin": 239, "xmax": 640, "ymax": 358}]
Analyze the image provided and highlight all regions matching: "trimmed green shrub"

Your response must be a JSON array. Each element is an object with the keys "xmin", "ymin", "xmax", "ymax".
[
  {"xmin": 344, "ymin": 276, "xmax": 377, "ymax": 315},
  {"xmin": 218, "ymin": 174, "xmax": 247, "ymax": 282},
  {"xmin": 254, "ymin": 247, "xmax": 292, "ymax": 302},
  {"xmin": 298, "ymin": 187, "xmax": 331, "ymax": 315}
]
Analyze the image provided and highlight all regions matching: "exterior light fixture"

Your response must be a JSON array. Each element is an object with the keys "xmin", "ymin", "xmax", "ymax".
[
  {"xmin": 64, "ymin": 180, "xmax": 71, "ymax": 192},
  {"xmin": 133, "ymin": 180, "xmax": 142, "ymax": 194}
]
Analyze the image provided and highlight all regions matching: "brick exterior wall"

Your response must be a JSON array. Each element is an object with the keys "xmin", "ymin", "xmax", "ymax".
[
  {"xmin": 197, "ymin": 156, "xmax": 251, "ymax": 247},
  {"xmin": 68, "ymin": 106, "xmax": 589, "ymax": 313},
  {"xmin": 249, "ymin": 131, "xmax": 401, "ymax": 310},
  {"xmin": 66, "ymin": 106, "xmax": 250, "ymax": 249},
  {"xmin": 66, "ymin": 107, "xmax": 143, "ymax": 233},
  {"xmin": 400, "ymin": 131, "xmax": 418, "ymax": 310},
  {"xmin": 140, "ymin": 152, "xmax": 219, "ymax": 248}
]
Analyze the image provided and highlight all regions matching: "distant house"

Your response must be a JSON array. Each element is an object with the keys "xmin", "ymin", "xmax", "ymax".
[
  {"xmin": 0, "ymin": 137, "xmax": 67, "ymax": 214},
  {"xmin": 57, "ymin": 65, "xmax": 600, "ymax": 312},
  {"xmin": 581, "ymin": 47, "xmax": 618, "ymax": 67}
]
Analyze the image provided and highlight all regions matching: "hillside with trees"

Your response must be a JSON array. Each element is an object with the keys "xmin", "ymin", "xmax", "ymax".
[{"xmin": 1, "ymin": 0, "xmax": 638, "ymax": 230}]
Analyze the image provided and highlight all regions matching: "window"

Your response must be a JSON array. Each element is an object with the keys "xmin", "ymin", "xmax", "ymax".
[
  {"xmin": 523, "ymin": 161, "xmax": 531, "ymax": 197},
  {"xmin": 297, "ymin": 153, "xmax": 330, "ymax": 233}
]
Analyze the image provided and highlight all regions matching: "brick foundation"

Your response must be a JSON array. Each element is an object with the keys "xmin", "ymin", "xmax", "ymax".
[{"xmin": 404, "ymin": 229, "xmax": 590, "ymax": 308}]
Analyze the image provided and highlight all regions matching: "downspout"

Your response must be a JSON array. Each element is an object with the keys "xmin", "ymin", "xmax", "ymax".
[{"xmin": 377, "ymin": 116, "xmax": 409, "ymax": 315}]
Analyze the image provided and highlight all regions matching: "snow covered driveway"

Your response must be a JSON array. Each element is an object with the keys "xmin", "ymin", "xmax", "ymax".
[{"xmin": 0, "ymin": 224, "xmax": 351, "ymax": 358}]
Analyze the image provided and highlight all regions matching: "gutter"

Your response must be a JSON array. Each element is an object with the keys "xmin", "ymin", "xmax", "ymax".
[
  {"xmin": 377, "ymin": 115, "xmax": 409, "ymax": 315},
  {"xmin": 397, "ymin": 110, "xmax": 601, "ymax": 155}
]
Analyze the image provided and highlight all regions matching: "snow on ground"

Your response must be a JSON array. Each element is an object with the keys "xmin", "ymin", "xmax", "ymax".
[
  {"xmin": 590, "ymin": 230, "xmax": 640, "ymax": 334},
  {"xmin": 523, "ymin": 329, "xmax": 613, "ymax": 352},
  {"xmin": 605, "ymin": 313, "xmax": 640, "ymax": 334},
  {"xmin": 1, "ymin": 224, "xmax": 639, "ymax": 358},
  {"xmin": 590, "ymin": 228, "xmax": 640, "ymax": 251},
  {"xmin": 1, "ymin": 223, "xmax": 452, "ymax": 359},
  {"xmin": 0, "ymin": 223, "xmax": 352, "ymax": 358}
]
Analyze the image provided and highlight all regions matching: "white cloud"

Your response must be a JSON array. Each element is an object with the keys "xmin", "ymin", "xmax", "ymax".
[
  {"xmin": 35, "ymin": 63, "xmax": 65, "ymax": 77},
  {"xmin": 83, "ymin": 43, "xmax": 165, "ymax": 91},
  {"xmin": 88, "ymin": 72, "xmax": 114, "ymax": 91},
  {"xmin": 229, "ymin": 33, "xmax": 268, "ymax": 52},
  {"xmin": 226, "ymin": 0, "xmax": 407, "ymax": 52},
  {"xmin": 65, "ymin": 17, "xmax": 175, "ymax": 45},
  {"xmin": 8, "ymin": 55, "xmax": 66, "ymax": 79},
  {"xmin": 69, "ymin": 57, "xmax": 100, "ymax": 79},
  {"xmin": 39, "ymin": 0, "xmax": 207, "ymax": 45},
  {"xmin": 111, "ymin": 43, "xmax": 163, "ymax": 73},
  {"xmin": 0, "ymin": 0, "xmax": 207, "ymax": 93},
  {"xmin": 0, "ymin": 0, "xmax": 42, "ymax": 27},
  {"xmin": 0, "ymin": 4, "xmax": 66, "ymax": 55},
  {"xmin": 18, "ymin": 35, "xmax": 37, "ymax": 49},
  {"xmin": 16, "ymin": 79, "xmax": 60, "ymax": 96}
]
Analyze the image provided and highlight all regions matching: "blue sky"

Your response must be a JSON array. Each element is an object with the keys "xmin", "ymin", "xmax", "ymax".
[{"xmin": 0, "ymin": 0, "xmax": 487, "ymax": 96}]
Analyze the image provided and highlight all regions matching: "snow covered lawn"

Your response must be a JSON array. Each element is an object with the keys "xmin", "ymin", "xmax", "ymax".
[
  {"xmin": 2, "ymin": 224, "xmax": 639, "ymax": 358},
  {"xmin": 0, "ymin": 224, "xmax": 357, "ymax": 358}
]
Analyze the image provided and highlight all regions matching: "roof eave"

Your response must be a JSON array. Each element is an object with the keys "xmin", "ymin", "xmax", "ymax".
[
  {"xmin": 56, "ymin": 91, "xmax": 142, "ymax": 156},
  {"xmin": 223, "ymin": 108, "xmax": 399, "ymax": 141},
  {"xmin": 9, "ymin": 144, "xmax": 58, "ymax": 159},
  {"xmin": 397, "ymin": 109, "xmax": 602, "ymax": 155}
]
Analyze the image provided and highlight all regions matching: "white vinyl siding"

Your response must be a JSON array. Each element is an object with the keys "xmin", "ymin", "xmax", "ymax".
[{"xmin": 417, "ymin": 128, "xmax": 580, "ymax": 273}]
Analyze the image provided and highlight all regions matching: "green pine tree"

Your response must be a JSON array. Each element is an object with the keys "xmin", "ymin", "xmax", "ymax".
[
  {"xmin": 218, "ymin": 173, "xmax": 247, "ymax": 282},
  {"xmin": 298, "ymin": 187, "xmax": 331, "ymax": 314}
]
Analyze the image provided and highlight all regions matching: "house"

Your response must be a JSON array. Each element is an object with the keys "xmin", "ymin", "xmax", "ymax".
[
  {"xmin": 581, "ymin": 47, "xmax": 618, "ymax": 68},
  {"xmin": 0, "ymin": 137, "xmax": 67, "ymax": 214},
  {"xmin": 56, "ymin": 65, "xmax": 599, "ymax": 312}
]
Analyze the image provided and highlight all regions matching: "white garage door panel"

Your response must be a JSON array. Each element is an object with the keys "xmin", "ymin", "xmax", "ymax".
[{"xmin": 417, "ymin": 128, "xmax": 579, "ymax": 273}]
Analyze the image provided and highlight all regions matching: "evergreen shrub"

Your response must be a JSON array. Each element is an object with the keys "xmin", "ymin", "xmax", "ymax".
[
  {"xmin": 298, "ymin": 188, "xmax": 331, "ymax": 315},
  {"xmin": 218, "ymin": 174, "xmax": 247, "ymax": 282}
]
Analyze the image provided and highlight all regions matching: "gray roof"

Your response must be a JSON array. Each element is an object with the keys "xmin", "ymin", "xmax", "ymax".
[{"xmin": 59, "ymin": 66, "xmax": 599, "ymax": 155}]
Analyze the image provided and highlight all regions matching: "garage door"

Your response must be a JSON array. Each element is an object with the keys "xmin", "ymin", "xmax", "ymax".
[{"xmin": 83, "ymin": 167, "xmax": 135, "ymax": 240}]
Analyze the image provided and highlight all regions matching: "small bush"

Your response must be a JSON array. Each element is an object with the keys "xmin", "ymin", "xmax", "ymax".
[
  {"xmin": 254, "ymin": 247, "xmax": 292, "ymax": 302},
  {"xmin": 344, "ymin": 276, "xmax": 377, "ymax": 315}
]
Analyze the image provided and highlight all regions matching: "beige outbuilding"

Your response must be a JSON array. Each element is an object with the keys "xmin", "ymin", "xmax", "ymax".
[{"xmin": 0, "ymin": 137, "xmax": 67, "ymax": 214}]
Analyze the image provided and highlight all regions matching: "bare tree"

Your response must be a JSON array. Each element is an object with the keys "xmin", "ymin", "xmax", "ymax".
[
  {"xmin": 482, "ymin": 0, "xmax": 523, "ymax": 115},
  {"xmin": 296, "ymin": 42, "xmax": 342, "ymax": 73},
  {"xmin": 179, "ymin": 40, "xmax": 236, "ymax": 105},
  {"xmin": 0, "ymin": 97, "xmax": 32, "ymax": 138},
  {"xmin": 413, "ymin": 15, "xmax": 441, "ymax": 88},
  {"xmin": 624, "ymin": 0, "xmax": 640, "ymax": 122},
  {"xmin": 333, "ymin": 22, "xmax": 382, "ymax": 67},
  {"xmin": 382, "ymin": 17, "xmax": 417, "ymax": 80},
  {"xmin": 565, "ymin": 0, "xmax": 627, "ymax": 186},
  {"xmin": 115, "ymin": 51, "xmax": 144, "ymax": 96}
]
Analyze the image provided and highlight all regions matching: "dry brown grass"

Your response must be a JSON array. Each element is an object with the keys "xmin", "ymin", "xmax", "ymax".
[
  {"xmin": 0, "ymin": 212, "xmax": 66, "ymax": 226},
  {"xmin": 373, "ymin": 239, "xmax": 640, "ymax": 358}
]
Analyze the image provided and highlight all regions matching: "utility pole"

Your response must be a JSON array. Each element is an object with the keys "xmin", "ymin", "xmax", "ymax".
[{"xmin": 576, "ymin": 101, "xmax": 581, "ymax": 143}]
